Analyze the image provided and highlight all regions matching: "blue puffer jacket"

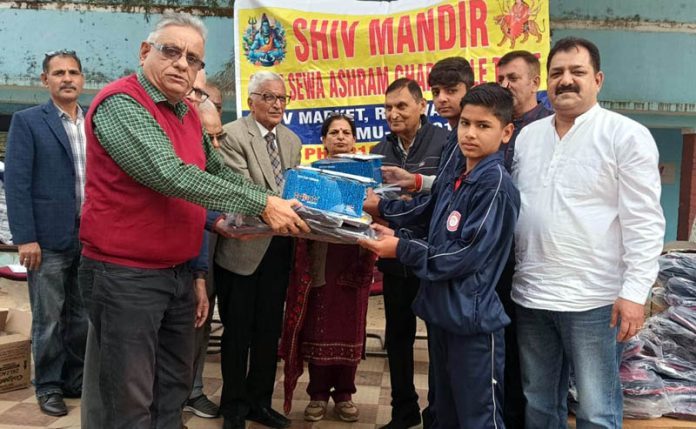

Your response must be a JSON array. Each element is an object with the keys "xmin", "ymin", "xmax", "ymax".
[{"xmin": 393, "ymin": 150, "xmax": 520, "ymax": 335}]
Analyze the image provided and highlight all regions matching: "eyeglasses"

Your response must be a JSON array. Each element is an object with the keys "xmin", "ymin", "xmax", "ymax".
[
  {"xmin": 207, "ymin": 130, "xmax": 227, "ymax": 141},
  {"xmin": 326, "ymin": 111, "xmax": 354, "ymax": 121},
  {"xmin": 45, "ymin": 49, "xmax": 77, "ymax": 59},
  {"xmin": 187, "ymin": 87, "xmax": 209, "ymax": 102},
  {"xmin": 250, "ymin": 92, "xmax": 291, "ymax": 105},
  {"xmin": 149, "ymin": 42, "xmax": 205, "ymax": 71}
]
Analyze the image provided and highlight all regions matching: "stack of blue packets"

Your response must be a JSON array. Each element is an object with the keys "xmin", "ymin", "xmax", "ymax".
[
  {"xmin": 282, "ymin": 166, "xmax": 375, "ymax": 218},
  {"xmin": 220, "ymin": 163, "xmax": 380, "ymax": 244},
  {"xmin": 311, "ymin": 153, "xmax": 384, "ymax": 185}
]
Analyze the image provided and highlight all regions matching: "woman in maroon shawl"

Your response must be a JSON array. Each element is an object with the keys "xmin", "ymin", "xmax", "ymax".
[{"xmin": 279, "ymin": 113, "xmax": 377, "ymax": 423}]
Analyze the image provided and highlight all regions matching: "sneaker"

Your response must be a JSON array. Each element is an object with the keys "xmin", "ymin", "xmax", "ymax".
[
  {"xmin": 335, "ymin": 401, "xmax": 359, "ymax": 422},
  {"xmin": 184, "ymin": 394, "xmax": 219, "ymax": 419},
  {"xmin": 304, "ymin": 400, "xmax": 328, "ymax": 422}
]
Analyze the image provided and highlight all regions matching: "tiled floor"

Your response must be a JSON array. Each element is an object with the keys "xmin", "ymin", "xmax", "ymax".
[{"xmin": 1, "ymin": 277, "xmax": 695, "ymax": 428}]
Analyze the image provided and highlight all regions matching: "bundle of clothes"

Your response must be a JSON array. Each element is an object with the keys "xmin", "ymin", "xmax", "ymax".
[
  {"xmin": 619, "ymin": 252, "xmax": 696, "ymax": 419},
  {"xmin": 220, "ymin": 205, "xmax": 376, "ymax": 244}
]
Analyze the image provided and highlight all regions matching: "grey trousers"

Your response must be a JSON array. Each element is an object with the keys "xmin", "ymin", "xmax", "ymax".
[{"xmin": 78, "ymin": 256, "xmax": 196, "ymax": 429}]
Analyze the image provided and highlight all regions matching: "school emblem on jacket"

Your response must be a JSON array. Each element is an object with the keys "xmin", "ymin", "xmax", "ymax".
[{"xmin": 447, "ymin": 210, "xmax": 461, "ymax": 232}]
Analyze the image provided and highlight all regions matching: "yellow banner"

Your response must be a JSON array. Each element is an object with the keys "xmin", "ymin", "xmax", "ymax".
[{"xmin": 234, "ymin": 0, "xmax": 550, "ymax": 163}]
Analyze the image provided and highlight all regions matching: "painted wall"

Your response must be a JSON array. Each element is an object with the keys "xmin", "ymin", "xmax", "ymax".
[
  {"xmin": 550, "ymin": 0, "xmax": 696, "ymax": 130},
  {"xmin": 550, "ymin": 1, "xmax": 696, "ymax": 26},
  {"xmin": 652, "ymin": 128, "xmax": 682, "ymax": 242},
  {"xmin": 0, "ymin": 5, "xmax": 237, "ymax": 115}
]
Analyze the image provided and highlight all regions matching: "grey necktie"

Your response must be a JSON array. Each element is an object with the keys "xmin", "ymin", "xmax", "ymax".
[{"xmin": 265, "ymin": 132, "xmax": 284, "ymax": 187}]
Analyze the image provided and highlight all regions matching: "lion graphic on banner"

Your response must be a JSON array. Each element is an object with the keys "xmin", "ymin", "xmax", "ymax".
[
  {"xmin": 243, "ymin": 13, "xmax": 287, "ymax": 66},
  {"xmin": 495, "ymin": 0, "xmax": 546, "ymax": 49}
]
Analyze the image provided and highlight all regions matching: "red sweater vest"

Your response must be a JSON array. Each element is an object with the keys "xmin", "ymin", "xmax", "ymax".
[{"xmin": 80, "ymin": 74, "xmax": 206, "ymax": 268}]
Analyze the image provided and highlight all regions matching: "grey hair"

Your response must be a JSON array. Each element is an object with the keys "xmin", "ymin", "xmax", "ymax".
[
  {"xmin": 198, "ymin": 99, "xmax": 217, "ymax": 115},
  {"xmin": 146, "ymin": 12, "xmax": 208, "ymax": 43},
  {"xmin": 248, "ymin": 71, "xmax": 285, "ymax": 96}
]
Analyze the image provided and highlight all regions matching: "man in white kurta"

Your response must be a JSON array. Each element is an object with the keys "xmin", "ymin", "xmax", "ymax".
[{"xmin": 512, "ymin": 37, "xmax": 665, "ymax": 428}]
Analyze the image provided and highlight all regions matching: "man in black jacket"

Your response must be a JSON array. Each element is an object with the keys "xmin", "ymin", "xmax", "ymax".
[{"xmin": 370, "ymin": 78, "xmax": 448, "ymax": 429}]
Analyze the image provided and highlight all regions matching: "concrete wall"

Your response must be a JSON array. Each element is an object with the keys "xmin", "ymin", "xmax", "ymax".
[
  {"xmin": 0, "ymin": 3, "xmax": 237, "ymax": 118},
  {"xmin": 550, "ymin": 0, "xmax": 696, "ymax": 130}
]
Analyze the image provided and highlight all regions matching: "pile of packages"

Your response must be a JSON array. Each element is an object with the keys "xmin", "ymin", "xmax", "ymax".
[
  {"xmin": 221, "ymin": 205, "xmax": 376, "ymax": 244},
  {"xmin": 620, "ymin": 251, "xmax": 696, "ymax": 419},
  {"xmin": 221, "ymin": 155, "xmax": 386, "ymax": 244}
]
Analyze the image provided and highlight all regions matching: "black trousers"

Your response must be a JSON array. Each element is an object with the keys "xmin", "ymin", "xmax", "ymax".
[
  {"xmin": 496, "ymin": 255, "xmax": 525, "ymax": 429},
  {"xmin": 215, "ymin": 237, "xmax": 292, "ymax": 419},
  {"xmin": 383, "ymin": 273, "xmax": 422, "ymax": 420}
]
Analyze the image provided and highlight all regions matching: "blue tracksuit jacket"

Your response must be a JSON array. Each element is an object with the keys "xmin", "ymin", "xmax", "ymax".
[{"xmin": 384, "ymin": 150, "xmax": 520, "ymax": 335}]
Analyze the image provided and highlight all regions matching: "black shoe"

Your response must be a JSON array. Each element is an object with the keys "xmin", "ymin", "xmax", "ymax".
[
  {"xmin": 422, "ymin": 405, "xmax": 435, "ymax": 429},
  {"xmin": 247, "ymin": 406, "xmax": 291, "ymax": 428},
  {"xmin": 379, "ymin": 413, "xmax": 422, "ymax": 429},
  {"xmin": 223, "ymin": 415, "xmax": 246, "ymax": 429},
  {"xmin": 38, "ymin": 393, "xmax": 68, "ymax": 417}
]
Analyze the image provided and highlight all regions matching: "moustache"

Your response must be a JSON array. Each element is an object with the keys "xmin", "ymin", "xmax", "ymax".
[
  {"xmin": 556, "ymin": 85, "xmax": 579, "ymax": 95},
  {"xmin": 60, "ymin": 85, "xmax": 77, "ymax": 90}
]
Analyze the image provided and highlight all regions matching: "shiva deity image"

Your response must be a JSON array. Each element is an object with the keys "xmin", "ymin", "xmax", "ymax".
[{"xmin": 243, "ymin": 13, "xmax": 287, "ymax": 66}]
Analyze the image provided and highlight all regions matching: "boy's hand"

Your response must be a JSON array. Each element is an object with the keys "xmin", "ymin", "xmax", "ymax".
[
  {"xmin": 370, "ymin": 223, "xmax": 395, "ymax": 237},
  {"xmin": 363, "ymin": 189, "xmax": 382, "ymax": 220},
  {"xmin": 358, "ymin": 235, "xmax": 399, "ymax": 258}
]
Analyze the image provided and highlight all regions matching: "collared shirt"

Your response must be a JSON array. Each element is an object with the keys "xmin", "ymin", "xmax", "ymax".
[
  {"xmin": 91, "ymin": 69, "xmax": 268, "ymax": 215},
  {"xmin": 500, "ymin": 102, "xmax": 553, "ymax": 172},
  {"xmin": 394, "ymin": 122, "xmax": 436, "ymax": 192},
  {"xmin": 511, "ymin": 104, "xmax": 665, "ymax": 311},
  {"xmin": 255, "ymin": 120, "xmax": 276, "ymax": 141},
  {"xmin": 57, "ymin": 105, "xmax": 86, "ymax": 213},
  {"xmin": 0, "ymin": 162, "xmax": 11, "ymax": 244},
  {"xmin": 395, "ymin": 123, "xmax": 422, "ymax": 161},
  {"xmin": 255, "ymin": 120, "xmax": 284, "ymax": 169}
]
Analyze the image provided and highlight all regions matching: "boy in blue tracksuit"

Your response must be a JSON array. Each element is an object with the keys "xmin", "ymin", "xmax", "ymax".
[{"xmin": 360, "ymin": 83, "xmax": 520, "ymax": 429}]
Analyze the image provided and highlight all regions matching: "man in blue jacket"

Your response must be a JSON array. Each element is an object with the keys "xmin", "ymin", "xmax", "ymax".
[
  {"xmin": 361, "ymin": 84, "xmax": 520, "ymax": 428},
  {"xmin": 4, "ymin": 50, "xmax": 88, "ymax": 417},
  {"xmin": 369, "ymin": 78, "xmax": 448, "ymax": 429}
]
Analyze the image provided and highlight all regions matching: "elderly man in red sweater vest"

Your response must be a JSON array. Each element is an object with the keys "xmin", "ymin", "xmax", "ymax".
[{"xmin": 78, "ymin": 12, "xmax": 309, "ymax": 429}]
